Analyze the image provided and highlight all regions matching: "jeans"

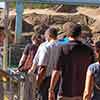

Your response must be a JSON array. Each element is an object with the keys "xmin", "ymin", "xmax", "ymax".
[
  {"xmin": 39, "ymin": 76, "xmax": 51, "ymax": 100},
  {"xmin": 38, "ymin": 76, "xmax": 59, "ymax": 100}
]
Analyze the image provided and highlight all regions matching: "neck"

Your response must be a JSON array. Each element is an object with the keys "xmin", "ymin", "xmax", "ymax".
[
  {"xmin": 68, "ymin": 37, "xmax": 79, "ymax": 41},
  {"xmin": 48, "ymin": 38, "xmax": 56, "ymax": 42}
]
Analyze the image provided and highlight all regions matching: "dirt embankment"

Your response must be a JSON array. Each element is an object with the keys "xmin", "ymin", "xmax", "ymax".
[{"xmin": 1, "ymin": 7, "xmax": 100, "ymax": 41}]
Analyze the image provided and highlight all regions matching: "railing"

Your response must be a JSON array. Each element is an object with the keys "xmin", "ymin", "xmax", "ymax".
[
  {"xmin": 0, "ymin": 44, "xmax": 43, "ymax": 100},
  {"xmin": 0, "ymin": 69, "xmax": 42, "ymax": 100}
]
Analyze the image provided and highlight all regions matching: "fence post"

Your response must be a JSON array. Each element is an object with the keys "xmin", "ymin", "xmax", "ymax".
[
  {"xmin": 15, "ymin": 0, "xmax": 24, "ymax": 43},
  {"xmin": 3, "ymin": 0, "xmax": 9, "ymax": 71}
]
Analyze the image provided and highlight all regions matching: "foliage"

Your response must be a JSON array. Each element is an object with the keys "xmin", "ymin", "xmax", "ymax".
[{"xmin": 9, "ymin": 2, "xmax": 54, "ymax": 9}]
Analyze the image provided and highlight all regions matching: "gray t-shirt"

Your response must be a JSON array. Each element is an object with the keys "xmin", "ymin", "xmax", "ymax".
[{"xmin": 88, "ymin": 62, "xmax": 100, "ymax": 100}]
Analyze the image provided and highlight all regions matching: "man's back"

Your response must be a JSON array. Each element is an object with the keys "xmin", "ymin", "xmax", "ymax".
[{"xmin": 56, "ymin": 40, "xmax": 95, "ymax": 97}]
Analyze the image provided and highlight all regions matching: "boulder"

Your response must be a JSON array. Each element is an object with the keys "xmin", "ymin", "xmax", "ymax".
[
  {"xmin": 90, "ymin": 20, "xmax": 100, "ymax": 33},
  {"xmin": 8, "ymin": 9, "xmax": 95, "ymax": 33}
]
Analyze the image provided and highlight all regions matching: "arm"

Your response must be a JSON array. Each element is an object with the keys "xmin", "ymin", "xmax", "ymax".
[
  {"xmin": 15, "ymin": 53, "xmax": 27, "ymax": 74},
  {"xmin": 48, "ymin": 70, "xmax": 60, "ymax": 100},
  {"xmin": 83, "ymin": 70, "xmax": 94, "ymax": 100},
  {"xmin": 28, "ymin": 64, "xmax": 36, "ymax": 74},
  {"xmin": 18, "ymin": 54, "xmax": 27, "ymax": 69},
  {"xmin": 28, "ymin": 44, "xmax": 48, "ymax": 74},
  {"xmin": 48, "ymin": 47, "xmax": 64, "ymax": 100},
  {"xmin": 17, "ymin": 44, "xmax": 30, "ymax": 72}
]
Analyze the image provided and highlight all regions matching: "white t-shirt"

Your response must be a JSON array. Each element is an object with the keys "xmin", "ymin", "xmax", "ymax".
[{"xmin": 33, "ymin": 40, "xmax": 61, "ymax": 76}]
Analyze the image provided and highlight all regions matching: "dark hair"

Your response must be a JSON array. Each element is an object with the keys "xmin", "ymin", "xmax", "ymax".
[
  {"xmin": 31, "ymin": 34, "xmax": 42, "ymax": 41},
  {"xmin": 95, "ymin": 41, "xmax": 100, "ymax": 49},
  {"xmin": 46, "ymin": 27, "xmax": 58, "ymax": 37},
  {"xmin": 71, "ymin": 23, "xmax": 81, "ymax": 37},
  {"xmin": 63, "ymin": 22, "xmax": 81, "ymax": 38},
  {"xmin": 34, "ymin": 24, "xmax": 49, "ymax": 35}
]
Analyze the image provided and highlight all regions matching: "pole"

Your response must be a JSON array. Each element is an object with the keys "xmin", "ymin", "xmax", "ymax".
[
  {"xmin": 3, "ymin": 0, "xmax": 9, "ymax": 71},
  {"xmin": 15, "ymin": 0, "xmax": 24, "ymax": 43}
]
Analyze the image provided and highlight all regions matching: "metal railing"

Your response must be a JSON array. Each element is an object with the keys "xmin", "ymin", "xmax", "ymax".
[
  {"xmin": 8, "ymin": 44, "xmax": 25, "ymax": 68},
  {"xmin": 0, "ymin": 43, "xmax": 43, "ymax": 100},
  {"xmin": 0, "ymin": 69, "xmax": 42, "ymax": 100}
]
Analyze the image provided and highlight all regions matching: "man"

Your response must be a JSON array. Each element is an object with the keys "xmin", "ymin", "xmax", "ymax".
[
  {"xmin": 48, "ymin": 23, "xmax": 95, "ymax": 100},
  {"xmin": 28, "ymin": 27, "xmax": 60, "ymax": 100}
]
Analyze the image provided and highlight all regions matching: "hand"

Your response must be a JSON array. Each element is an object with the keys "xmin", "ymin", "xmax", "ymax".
[
  {"xmin": 14, "ymin": 69, "xmax": 20, "ymax": 74},
  {"xmin": 28, "ymin": 68, "xmax": 32, "ymax": 74},
  {"xmin": 48, "ymin": 90, "xmax": 55, "ymax": 100}
]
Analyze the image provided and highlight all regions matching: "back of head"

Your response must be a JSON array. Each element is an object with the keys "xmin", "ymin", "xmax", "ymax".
[
  {"xmin": 95, "ymin": 41, "xmax": 100, "ymax": 51},
  {"xmin": 45, "ymin": 27, "xmax": 58, "ymax": 39},
  {"xmin": 95, "ymin": 41, "xmax": 100, "ymax": 48},
  {"xmin": 34, "ymin": 24, "xmax": 49, "ymax": 35},
  {"xmin": 95, "ymin": 41, "xmax": 100, "ymax": 61},
  {"xmin": 63, "ymin": 22, "xmax": 81, "ymax": 38},
  {"xmin": 31, "ymin": 34, "xmax": 43, "ymax": 45}
]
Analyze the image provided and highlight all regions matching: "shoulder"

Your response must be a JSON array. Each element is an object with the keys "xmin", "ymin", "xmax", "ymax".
[
  {"xmin": 39, "ymin": 41, "xmax": 48, "ymax": 48},
  {"xmin": 58, "ymin": 37, "xmax": 69, "ymax": 45},
  {"xmin": 25, "ymin": 43, "xmax": 32, "ymax": 48},
  {"xmin": 88, "ymin": 62, "xmax": 100, "ymax": 74},
  {"xmin": 38, "ymin": 41, "xmax": 48, "ymax": 52}
]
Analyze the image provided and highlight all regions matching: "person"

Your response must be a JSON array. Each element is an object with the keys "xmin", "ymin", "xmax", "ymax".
[
  {"xmin": 34, "ymin": 23, "xmax": 49, "ymax": 42},
  {"xmin": 28, "ymin": 27, "xmax": 60, "ymax": 100},
  {"xmin": 57, "ymin": 22, "xmax": 73, "ymax": 45},
  {"xmin": 11, "ymin": 34, "xmax": 43, "ymax": 100},
  {"xmin": 83, "ymin": 41, "xmax": 100, "ymax": 100},
  {"xmin": 0, "ymin": 26, "xmax": 5, "ymax": 68},
  {"xmin": 48, "ymin": 23, "xmax": 95, "ymax": 100},
  {"xmin": 15, "ymin": 34, "xmax": 43, "ymax": 73},
  {"xmin": 0, "ymin": 26, "xmax": 5, "ymax": 100},
  {"xmin": 79, "ymin": 31, "xmax": 94, "ymax": 47}
]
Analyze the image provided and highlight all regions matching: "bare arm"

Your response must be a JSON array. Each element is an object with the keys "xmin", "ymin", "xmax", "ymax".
[
  {"xmin": 17, "ymin": 44, "xmax": 30, "ymax": 71},
  {"xmin": 18, "ymin": 54, "xmax": 27, "ymax": 68},
  {"xmin": 48, "ymin": 70, "xmax": 61, "ymax": 100},
  {"xmin": 83, "ymin": 70, "xmax": 94, "ymax": 100},
  {"xmin": 14, "ymin": 54, "xmax": 27, "ymax": 73},
  {"xmin": 28, "ymin": 64, "xmax": 36, "ymax": 74}
]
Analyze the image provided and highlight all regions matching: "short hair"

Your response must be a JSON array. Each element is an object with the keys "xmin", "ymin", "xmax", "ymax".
[
  {"xmin": 95, "ymin": 41, "xmax": 100, "ymax": 49},
  {"xmin": 46, "ymin": 27, "xmax": 58, "ymax": 37},
  {"xmin": 31, "ymin": 34, "xmax": 42, "ymax": 41},
  {"xmin": 34, "ymin": 24, "xmax": 49, "ymax": 35},
  {"xmin": 63, "ymin": 22, "xmax": 81, "ymax": 38}
]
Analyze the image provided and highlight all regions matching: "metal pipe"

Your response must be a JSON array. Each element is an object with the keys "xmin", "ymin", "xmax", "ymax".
[
  {"xmin": 3, "ymin": 0, "xmax": 9, "ymax": 71},
  {"xmin": 15, "ymin": 0, "xmax": 24, "ymax": 43}
]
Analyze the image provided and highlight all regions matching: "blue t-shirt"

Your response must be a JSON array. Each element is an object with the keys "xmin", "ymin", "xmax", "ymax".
[
  {"xmin": 88, "ymin": 62, "xmax": 100, "ymax": 100},
  {"xmin": 58, "ymin": 37, "xmax": 69, "ymax": 45}
]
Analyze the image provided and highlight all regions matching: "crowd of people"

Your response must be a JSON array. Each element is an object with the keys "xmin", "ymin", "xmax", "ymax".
[{"xmin": 3, "ymin": 21, "xmax": 100, "ymax": 100}]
